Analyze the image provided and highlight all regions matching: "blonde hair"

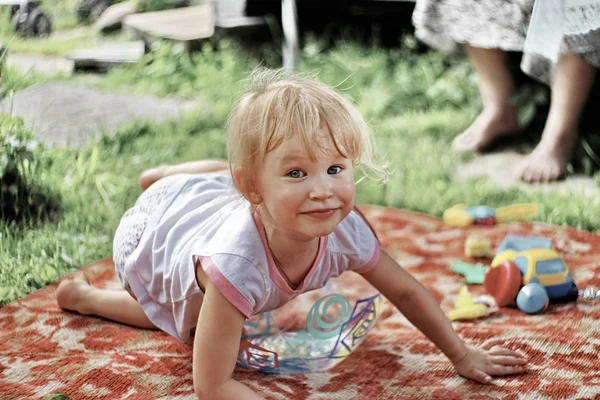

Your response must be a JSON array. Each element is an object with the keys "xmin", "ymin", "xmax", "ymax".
[{"xmin": 226, "ymin": 68, "xmax": 387, "ymax": 189}]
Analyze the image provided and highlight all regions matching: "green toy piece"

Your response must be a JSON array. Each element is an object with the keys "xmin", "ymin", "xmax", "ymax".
[{"xmin": 451, "ymin": 261, "xmax": 489, "ymax": 285}]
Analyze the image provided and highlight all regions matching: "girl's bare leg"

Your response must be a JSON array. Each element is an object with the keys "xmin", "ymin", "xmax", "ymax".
[
  {"xmin": 56, "ymin": 272, "xmax": 157, "ymax": 330},
  {"xmin": 139, "ymin": 159, "xmax": 229, "ymax": 190},
  {"xmin": 452, "ymin": 46, "xmax": 520, "ymax": 151},
  {"xmin": 518, "ymin": 52, "xmax": 596, "ymax": 182}
]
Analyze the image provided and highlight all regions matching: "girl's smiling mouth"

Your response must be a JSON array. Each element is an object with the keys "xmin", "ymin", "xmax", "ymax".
[{"xmin": 301, "ymin": 208, "xmax": 339, "ymax": 219}]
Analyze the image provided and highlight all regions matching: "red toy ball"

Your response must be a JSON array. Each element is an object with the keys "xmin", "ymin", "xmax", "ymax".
[{"xmin": 483, "ymin": 261, "xmax": 522, "ymax": 307}]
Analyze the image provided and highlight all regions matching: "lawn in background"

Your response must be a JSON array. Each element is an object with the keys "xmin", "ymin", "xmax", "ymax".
[{"xmin": 1, "ymin": 35, "xmax": 600, "ymax": 306}]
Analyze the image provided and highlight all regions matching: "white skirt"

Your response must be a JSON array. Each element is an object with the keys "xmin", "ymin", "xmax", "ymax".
[
  {"xmin": 112, "ymin": 175, "xmax": 185, "ymax": 291},
  {"xmin": 413, "ymin": 0, "xmax": 600, "ymax": 84}
]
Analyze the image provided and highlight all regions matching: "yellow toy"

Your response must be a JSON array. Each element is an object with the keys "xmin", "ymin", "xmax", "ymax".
[
  {"xmin": 443, "ymin": 203, "xmax": 540, "ymax": 228},
  {"xmin": 464, "ymin": 233, "xmax": 492, "ymax": 257},
  {"xmin": 447, "ymin": 286, "xmax": 497, "ymax": 321}
]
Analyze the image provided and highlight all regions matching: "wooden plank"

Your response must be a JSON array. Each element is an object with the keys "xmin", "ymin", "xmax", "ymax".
[
  {"xmin": 68, "ymin": 41, "xmax": 145, "ymax": 70},
  {"xmin": 7, "ymin": 53, "xmax": 74, "ymax": 76},
  {"xmin": 216, "ymin": 16, "xmax": 267, "ymax": 29},
  {"xmin": 123, "ymin": 5, "xmax": 215, "ymax": 44}
]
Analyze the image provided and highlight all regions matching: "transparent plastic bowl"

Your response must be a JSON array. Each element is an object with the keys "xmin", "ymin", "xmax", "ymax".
[{"xmin": 236, "ymin": 272, "xmax": 382, "ymax": 374}]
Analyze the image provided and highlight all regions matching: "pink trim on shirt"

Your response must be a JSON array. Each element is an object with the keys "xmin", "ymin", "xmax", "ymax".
[
  {"xmin": 251, "ymin": 211, "xmax": 327, "ymax": 295},
  {"xmin": 199, "ymin": 255, "xmax": 253, "ymax": 317},
  {"xmin": 354, "ymin": 245, "xmax": 381, "ymax": 274}
]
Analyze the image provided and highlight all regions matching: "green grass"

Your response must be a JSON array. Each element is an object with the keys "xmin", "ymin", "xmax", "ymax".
[
  {"xmin": 0, "ymin": 33, "xmax": 96, "ymax": 56},
  {"xmin": 0, "ymin": 29, "xmax": 131, "ymax": 57},
  {"xmin": 1, "ymin": 36, "xmax": 600, "ymax": 306},
  {"xmin": 1, "ymin": 65, "xmax": 48, "ymax": 96},
  {"xmin": 42, "ymin": 0, "xmax": 78, "ymax": 30}
]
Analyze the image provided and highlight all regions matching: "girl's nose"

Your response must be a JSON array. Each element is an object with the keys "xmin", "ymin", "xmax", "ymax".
[{"xmin": 309, "ymin": 176, "xmax": 334, "ymax": 200}]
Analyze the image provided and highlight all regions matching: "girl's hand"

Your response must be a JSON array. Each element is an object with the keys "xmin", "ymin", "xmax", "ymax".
[{"xmin": 453, "ymin": 338, "xmax": 528, "ymax": 384}]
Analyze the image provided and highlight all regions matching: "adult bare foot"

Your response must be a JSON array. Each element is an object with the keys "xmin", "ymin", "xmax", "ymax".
[
  {"xmin": 56, "ymin": 272, "xmax": 92, "ymax": 315},
  {"xmin": 517, "ymin": 132, "xmax": 578, "ymax": 182},
  {"xmin": 517, "ymin": 144, "xmax": 570, "ymax": 182},
  {"xmin": 452, "ymin": 107, "xmax": 520, "ymax": 152}
]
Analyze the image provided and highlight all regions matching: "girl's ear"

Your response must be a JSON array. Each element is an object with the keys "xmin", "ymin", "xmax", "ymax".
[{"xmin": 233, "ymin": 167, "xmax": 262, "ymax": 205}]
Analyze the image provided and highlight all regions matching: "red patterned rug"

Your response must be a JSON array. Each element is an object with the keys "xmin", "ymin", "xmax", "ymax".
[{"xmin": 1, "ymin": 205, "xmax": 600, "ymax": 400}]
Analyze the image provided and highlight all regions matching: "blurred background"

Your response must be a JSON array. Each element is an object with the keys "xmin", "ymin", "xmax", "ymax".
[{"xmin": 0, "ymin": 0, "xmax": 599, "ymax": 306}]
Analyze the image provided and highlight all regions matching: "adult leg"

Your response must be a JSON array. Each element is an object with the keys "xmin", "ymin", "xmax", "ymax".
[
  {"xmin": 518, "ymin": 51, "xmax": 596, "ymax": 182},
  {"xmin": 56, "ymin": 272, "xmax": 157, "ymax": 329},
  {"xmin": 139, "ymin": 159, "xmax": 229, "ymax": 190},
  {"xmin": 452, "ymin": 45, "xmax": 520, "ymax": 151}
]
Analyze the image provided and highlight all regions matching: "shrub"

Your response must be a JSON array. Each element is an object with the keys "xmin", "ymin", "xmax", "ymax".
[{"xmin": 0, "ymin": 116, "xmax": 60, "ymax": 221}]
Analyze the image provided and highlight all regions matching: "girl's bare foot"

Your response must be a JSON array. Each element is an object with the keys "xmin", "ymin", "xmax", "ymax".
[
  {"xmin": 138, "ymin": 164, "xmax": 169, "ymax": 190},
  {"xmin": 56, "ymin": 272, "xmax": 93, "ymax": 315},
  {"xmin": 452, "ymin": 106, "xmax": 520, "ymax": 152},
  {"xmin": 517, "ymin": 132, "xmax": 577, "ymax": 182}
]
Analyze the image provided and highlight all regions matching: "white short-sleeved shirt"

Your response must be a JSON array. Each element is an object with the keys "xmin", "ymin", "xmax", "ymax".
[{"xmin": 121, "ymin": 174, "xmax": 380, "ymax": 342}]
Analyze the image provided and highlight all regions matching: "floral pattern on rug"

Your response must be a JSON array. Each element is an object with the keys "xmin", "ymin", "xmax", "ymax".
[{"xmin": 1, "ymin": 205, "xmax": 599, "ymax": 399}]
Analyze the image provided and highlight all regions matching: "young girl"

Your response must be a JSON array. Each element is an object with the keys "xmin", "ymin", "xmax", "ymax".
[{"xmin": 57, "ymin": 69, "xmax": 528, "ymax": 399}]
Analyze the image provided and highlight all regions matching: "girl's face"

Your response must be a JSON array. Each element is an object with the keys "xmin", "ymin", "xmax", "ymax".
[{"xmin": 255, "ymin": 126, "xmax": 356, "ymax": 241}]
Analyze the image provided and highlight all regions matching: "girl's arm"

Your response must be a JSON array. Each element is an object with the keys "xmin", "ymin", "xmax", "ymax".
[
  {"xmin": 360, "ymin": 248, "xmax": 527, "ymax": 383},
  {"xmin": 361, "ymin": 249, "xmax": 468, "ymax": 362},
  {"xmin": 192, "ymin": 281, "xmax": 263, "ymax": 400}
]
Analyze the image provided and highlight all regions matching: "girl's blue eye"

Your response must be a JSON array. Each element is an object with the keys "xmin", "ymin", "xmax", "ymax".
[
  {"xmin": 288, "ymin": 170, "xmax": 306, "ymax": 178},
  {"xmin": 328, "ymin": 166, "xmax": 343, "ymax": 174}
]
